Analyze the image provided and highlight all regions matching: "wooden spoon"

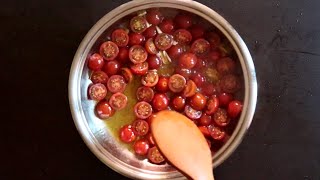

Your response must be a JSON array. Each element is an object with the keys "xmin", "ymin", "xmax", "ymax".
[{"xmin": 151, "ymin": 110, "xmax": 215, "ymax": 180}]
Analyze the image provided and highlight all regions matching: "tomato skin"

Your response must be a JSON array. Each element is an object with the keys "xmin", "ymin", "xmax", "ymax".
[
  {"xmin": 168, "ymin": 74, "xmax": 187, "ymax": 93},
  {"xmin": 227, "ymin": 100, "xmax": 243, "ymax": 118},
  {"xmin": 199, "ymin": 113, "xmax": 212, "ymax": 126},
  {"xmin": 133, "ymin": 139, "xmax": 150, "ymax": 155},
  {"xmin": 200, "ymin": 83, "xmax": 218, "ymax": 97},
  {"xmin": 206, "ymin": 96, "xmax": 220, "ymax": 115},
  {"xmin": 152, "ymin": 93, "xmax": 169, "ymax": 111},
  {"xmin": 190, "ymin": 73, "xmax": 206, "ymax": 87},
  {"xmin": 103, "ymin": 60, "xmax": 121, "ymax": 76},
  {"xmin": 198, "ymin": 126, "xmax": 211, "ymax": 137},
  {"xmin": 191, "ymin": 38, "xmax": 210, "ymax": 56},
  {"xmin": 146, "ymin": 9, "xmax": 164, "ymax": 25},
  {"xmin": 207, "ymin": 50, "xmax": 221, "ymax": 62},
  {"xmin": 88, "ymin": 53, "xmax": 105, "ymax": 71},
  {"xmin": 178, "ymin": 53, "xmax": 197, "ymax": 69},
  {"xmin": 134, "ymin": 101, "xmax": 153, "ymax": 119},
  {"xmin": 107, "ymin": 75, "xmax": 127, "ymax": 93},
  {"xmin": 148, "ymin": 146, "xmax": 165, "ymax": 164},
  {"xmin": 167, "ymin": 45, "xmax": 184, "ymax": 60},
  {"xmin": 129, "ymin": 32, "xmax": 146, "ymax": 46},
  {"xmin": 208, "ymin": 125, "xmax": 226, "ymax": 140},
  {"xmin": 172, "ymin": 96, "xmax": 186, "ymax": 111},
  {"xmin": 130, "ymin": 62, "xmax": 149, "ymax": 75},
  {"xmin": 95, "ymin": 100, "xmax": 115, "ymax": 119},
  {"xmin": 111, "ymin": 28, "xmax": 129, "ymax": 47},
  {"xmin": 184, "ymin": 105, "xmax": 202, "ymax": 120},
  {"xmin": 136, "ymin": 86, "xmax": 154, "ymax": 102},
  {"xmin": 155, "ymin": 77, "xmax": 169, "ymax": 93},
  {"xmin": 216, "ymin": 57, "xmax": 236, "ymax": 75},
  {"xmin": 132, "ymin": 119, "xmax": 150, "ymax": 136},
  {"xmin": 147, "ymin": 55, "xmax": 161, "ymax": 69},
  {"xmin": 141, "ymin": 70, "xmax": 159, "ymax": 87},
  {"xmin": 219, "ymin": 74, "xmax": 241, "ymax": 94},
  {"xmin": 159, "ymin": 19, "xmax": 175, "ymax": 34},
  {"xmin": 213, "ymin": 108, "xmax": 230, "ymax": 127},
  {"xmin": 218, "ymin": 93, "xmax": 234, "ymax": 107},
  {"xmin": 146, "ymin": 133, "xmax": 155, "ymax": 145},
  {"xmin": 174, "ymin": 13, "xmax": 193, "ymax": 29},
  {"xmin": 143, "ymin": 25, "xmax": 157, "ymax": 38},
  {"xmin": 145, "ymin": 38, "xmax": 158, "ymax": 55},
  {"xmin": 130, "ymin": 16, "xmax": 148, "ymax": 33},
  {"xmin": 88, "ymin": 83, "xmax": 107, "ymax": 101},
  {"xmin": 173, "ymin": 29, "xmax": 192, "ymax": 45},
  {"xmin": 121, "ymin": 67, "xmax": 133, "ymax": 83},
  {"xmin": 90, "ymin": 71, "xmax": 108, "ymax": 85},
  {"xmin": 206, "ymin": 31, "xmax": 221, "ymax": 49},
  {"xmin": 117, "ymin": 47, "xmax": 129, "ymax": 64},
  {"xmin": 189, "ymin": 93, "xmax": 207, "ymax": 111},
  {"xmin": 99, "ymin": 41, "xmax": 119, "ymax": 61},
  {"xmin": 109, "ymin": 92, "xmax": 128, "ymax": 110},
  {"xmin": 182, "ymin": 80, "xmax": 197, "ymax": 98},
  {"xmin": 189, "ymin": 24, "xmax": 205, "ymax": 39},
  {"xmin": 119, "ymin": 125, "xmax": 136, "ymax": 143},
  {"xmin": 129, "ymin": 45, "xmax": 148, "ymax": 64},
  {"xmin": 175, "ymin": 68, "xmax": 192, "ymax": 79},
  {"xmin": 155, "ymin": 33, "xmax": 173, "ymax": 51}
]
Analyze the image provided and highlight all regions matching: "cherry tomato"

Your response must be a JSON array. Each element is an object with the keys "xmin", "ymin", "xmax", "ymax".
[
  {"xmin": 95, "ymin": 100, "xmax": 115, "ymax": 119},
  {"xmin": 191, "ymin": 38, "xmax": 210, "ymax": 56},
  {"xmin": 136, "ymin": 86, "xmax": 154, "ymax": 102},
  {"xmin": 121, "ymin": 67, "xmax": 133, "ymax": 83},
  {"xmin": 146, "ymin": 113, "xmax": 156, "ymax": 126},
  {"xmin": 146, "ymin": 9, "xmax": 164, "ymax": 25},
  {"xmin": 184, "ymin": 105, "xmax": 202, "ymax": 119},
  {"xmin": 172, "ymin": 96, "xmax": 186, "ymax": 111},
  {"xmin": 207, "ymin": 50, "xmax": 221, "ymax": 62},
  {"xmin": 190, "ymin": 73, "xmax": 206, "ymax": 87},
  {"xmin": 146, "ymin": 133, "xmax": 155, "ymax": 145},
  {"xmin": 145, "ymin": 38, "xmax": 158, "ymax": 55},
  {"xmin": 173, "ymin": 29, "xmax": 192, "ymax": 45},
  {"xmin": 148, "ymin": 146, "xmax": 165, "ymax": 164},
  {"xmin": 88, "ymin": 53, "xmax": 104, "ymax": 71},
  {"xmin": 216, "ymin": 57, "xmax": 236, "ymax": 75},
  {"xmin": 208, "ymin": 125, "xmax": 226, "ymax": 140},
  {"xmin": 189, "ymin": 24, "xmax": 205, "ymax": 39},
  {"xmin": 214, "ymin": 108, "xmax": 230, "ymax": 127},
  {"xmin": 199, "ymin": 114, "xmax": 212, "ymax": 126},
  {"xmin": 132, "ymin": 119, "xmax": 150, "ymax": 136},
  {"xmin": 200, "ymin": 83, "xmax": 218, "ymax": 96},
  {"xmin": 91, "ymin": 71, "xmax": 108, "ymax": 85},
  {"xmin": 119, "ymin": 125, "xmax": 136, "ymax": 143},
  {"xmin": 218, "ymin": 93, "xmax": 234, "ymax": 107},
  {"xmin": 88, "ymin": 83, "xmax": 107, "ymax": 101},
  {"xmin": 155, "ymin": 33, "xmax": 173, "ymax": 50},
  {"xmin": 167, "ymin": 45, "xmax": 184, "ymax": 60},
  {"xmin": 111, "ymin": 28, "xmax": 129, "ymax": 47},
  {"xmin": 206, "ymin": 31, "xmax": 221, "ymax": 49},
  {"xmin": 130, "ymin": 16, "xmax": 148, "ymax": 33},
  {"xmin": 198, "ymin": 126, "xmax": 211, "ymax": 137},
  {"xmin": 129, "ymin": 32, "xmax": 145, "ymax": 46},
  {"xmin": 129, "ymin": 45, "xmax": 148, "ymax": 64},
  {"xmin": 152, "ymin": 93, "xmax": 169, "ymax": 111},
  {"xmin": 130, "ymin": 62, "xmax": 149, "ymax": 75},
  {"xmin": 227, "ymin": 100, "xmax": 243, "ymax": 118},
  {"xmin": 194, "ymin": 57, "xmax": 207, "ymax": 70},
  {"xmin": 159, "ymin": 19, "xmax": 175, "ymax": 34},
  {"xmin": 175, "ymin": 68, "xmax": 192, "ymax": 79},
  {"xmin": 103, "ymin": 60, "xmax": 121, "ymax": 76},
  {"xmin": 219, "ymin": 74, "xmax": 241, "ymax": 94},
  {"xmin": 182, "ymin": 80, "xmax": 197, "ymax": 98},
  {"xmin": 99, "ymin": 41, "xmax": 119, "ymax": 61},
  {"xmin": 169, "ymin": 74, "xmax": 186, "ymax": 93},
  {"xmin": 107, "ymin": 75, "xmax": 127, "ymax": 93},
  {"xmin": 134, "ymin": 101, "xmax": 153, "ymax": 119},
  {"xmin": 189, "ymin": 93, "xmax": 207, "ymax": 111},
  {"xmin": 155, "ymin": 77, "xmax": 169, "ymax": 93},
  {"xmin": 143, "ymin": 25, "xmax": 157, "ymax": 38},
  {"xmin": 178, "ymin": 52, "xmax": 197, "ymax": 69},
  {"xmin": 109, "ymin": 92, "xmax": 128, "ymax": 110},
  {"xmin": 117, "ymin": 47, "xmax": 129, "ymax": 63},
  {"xmin": 133, "ymin": 139, "xmax": 150, "ymax": 155},
  {"xmin": 142, "ymin": 70, "xmax": 159, "ymax": 87},
  {"xmin": 206, "ymin": 96, "xmax": 219, "ymax": 115},
  {"xmin": 147, "ymin": 55, "xmax": 161, "ymax": 69},
  {"xmin": 174, "ymin": 13, "xmax": 193, "ymax": 29}
]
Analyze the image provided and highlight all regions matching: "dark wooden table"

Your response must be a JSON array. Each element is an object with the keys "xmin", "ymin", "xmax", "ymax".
[{"xmin": 2, "ymin": 0, "xmax": 320, "ymax": 179}]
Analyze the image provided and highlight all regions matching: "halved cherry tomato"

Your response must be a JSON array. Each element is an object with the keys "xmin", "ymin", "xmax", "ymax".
[
  {"xmin": 199, "ymin": 113, "xmax": 212, "ymax": 126},
  {"xmin": 155, "ymin": 77, "xmax": 169, "ymax": 93},
  {"xmin": 219, "ymin": 74, "xmax": 241, "ymax": 94},
  {"xmin": 142, "ymin": 70, "xmax": 159, "ymax": 87},
  {"xmin": 148, "ymin": 146, "xmax": 165, "ymax": 164},
  {"xmin": 145, "ymin": 38, "xmax": 158, "ymax": 55},
  {"xmin": 130, "ymin": 16, "xmax": 148, "ymax": 33},
  {"xmin": 205, "ymin": 67, "xmax": 220, "ymax": 84},
  {"xmin": 146, "ymin": 9, "xmax": 164, "ymax": 25},
  {"xmin": 207, "ymin": 50, "xmax": 221, "ymax": 62},
  {"xmin": 107, "ymin": 75, "xmax": 127, "ymax": 93},
  {"xmin": 103, "ymin": 60, "xmax": 121, "ymax": 76},
  {"xmin": 175, "ymin": 68, "xmax": 192, "ymax": 79},
  {"xmin": 158, "ymin": 19, "xmax": 175, "ymax": 34},
  {"xmin": 95, "ymin": 100, "xmax": 115, "ymax": 119},
  {"xmin": 133, "ymin": 139, "xmax": 150, "ymax": 155},
  {"xmin": 198, "ymin": 126, "xmax": 211, "ymax": 137},
  {"xmin": 152, "ymin": 93, "xmax": 169, "ymax": 111},
  {"xmin": 111, "ymin": 28, "xmax": 129, "ymax": 47},
  {"xmin": 132, "ymin": 119, "xmax": 149, "ymax": 136},
  {"xmin": 88, "ymin": 53, "xmax": 104, "ymax": 71},
  {"xmin": 136, "ymin": 86, "xmax": 154, "ymax": 102},
  {"xmin": 167, "ymin": 45, "xmax": 185, "ymax": 60},
  {"xmin": 168, "ymin": 74, "xmax": 186, "ymax": 93},
  {"xmin": 129, "ymin": 45, "xmax": 148, "ymax": 64},
  {"xmin": 227, "ymin": 100, "xmax": 243, "ymax": 118},
  {"xmin": 194, "ymin": 57, "xmax": 207, "ymax": 70},
  {"xmin": 206, "ymin": 31, "xmax": 221, "ymax": 49},
  {"xmin": 189, "ymin": 93, "xmax": 207, "ymax": 111},
  {"xmin": 171, "ymin": 96, "xmax": 186, "ymax": 111},
  {"xmin": 109, "ymin": 92, "xmax": 128, "ymax": 110},
  {"xmin": 99, "ymin": 41, "xmax": 119, "ymax": 61},
  {"xmin": 216, "ymin": 57, "xmax": 236, "ymax": 75},
  {"xmin": 130, "ymin": 62, "xmax": 149, "ymax": 75},
  {"xmin": 190, "ymin": 73, "xmax": 206, "ymax": 87},
  {"xmin": 189, "ymin": 24, "xmax": 205, "ymax": 39},
  {"xmin": 88, "ymin": 83, "xmax": 107, "ymax": 101},
  {"xmin": 146, "ymin": 133, "xmax": 155, "ymax": 145},
  {"xmin": 208, "ymin": 125, "xmax": 226, "ymax": 140},
  {"xmin": 134, "ymin": 101, "xmax": 153, "ymax": 119},
  {"xmin": 119, "ymin": 125, "xmax": 136, "ymax": 143},
  {"xmin": 91, "ymin": 71, "xmax": 108, "ymax": 85},
  {"xmin": 214, "ymin": 108, "xmax": 230, "ymax": 127},
  {"xmin": 184, "ymin": 105, "xmax": 202, "ymax": 119},
  {"xmin": 200, "ymin": 83, "xmax": 218, "ymax": 96},
  {"xmin": 129, "ymin": 32, "xmax": 145, "ymax": 46},
  {"xmin": 173, "ymin": 29, "xmax": 192, "ymax": 45},
  {"xmin": 117, "ymin": 47, "xmax": 129, "ymax": 63},
  {"xmin": 121, "ymin": 67, "xmax": 133, "ymax": 83},
  {"xmin": 191, "ymin": 38, "xmax": 210, "ymax": 56},
  {"xmin": 174, "ymin": 13, "xmax": 193, "ymax": 29},
  {"xmin": 178, "ymin": 52, "xmax": 197, "ymax": 69},
  {"xmin": 143, "ymin": 25, "xmax": 157, "ymax": 38},
  {"xmin": 206, "ymin": 96, "xmax": 219, "ymax": 115},
  {"xmin": 146, "ymin": 113, "xmax": 156, "ymax": 126},
  {"xmin": 155, "ymin": 33, "xmax": 173, "ymax": 51},
  {"xmin": 218, "ymin": 93, "xmax": 234, "ymax": 107},
  {"xmin": 147, "ymin": 55, "xmax": 161, "ymax": 69},
  {"xmin": 182, "ymin": 80, "xmax": 197, "ymax": 98}
]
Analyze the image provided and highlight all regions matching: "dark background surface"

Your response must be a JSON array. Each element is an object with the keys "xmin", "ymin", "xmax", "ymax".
[{"xmin": 1, "ymin": 0, "xmax": 320, "ymax": 179}]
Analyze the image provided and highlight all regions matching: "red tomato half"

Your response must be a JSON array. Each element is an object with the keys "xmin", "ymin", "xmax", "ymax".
[
  {"xmin": 130, "ymin": 16, "xmax": 148, "ymax": 33},
  {"xmin": 129, "ymin": 32, "xmax": 145, "ymax": 46},
  {"xmin": 103, "ymin": 60, "xmax": 121, "ymax": 76},
  {"xmin": 121, "ymin": 67, "xmax": 133, "ymax": 83},
  {"xmin": 143, "ymin": 25, "xmax": 157, "ymax": 38},
  {"xmin": 155, "ymin": 33, "xmax": 173, "ymax": 51},
  {"xmin": 189, "ymin": 93, "xmax": 207, "ymax": 111},
  {"xmin": 218, "ymin": 93, "xmax": 234, "ymax": 107},
  {"xmin": 182, "ymin": 80, "xmax": 197, "ymax": 98},
  {"xmin": 133, "ymin": 139, "xmax": 150, "ymax": 155},
  {"xmin": 227, "ymin": 100, "xmax": 243, "ymax": 118},
  {"xmin": 147, "ymin": 55, "xmax": 161, "ymax": 69},
  {"xmin": 178, "ymin": 53, "xmax": 197, "ymax": 69},
  {"xmin": 109, "ymin": 92, "xmax": 128, "ymax": 110},
  {"xmin": 119, "ymin": 125, "xmax": 136, "ymax": 143},
  {"xmin": 171, "ymin": 96, "xmax": 186, "ymax": 111},
  {"xmin": 136, "ymin": 86, "xmax": 154, "ymax": 102},
  {"xmin": 158, "ymin": 19, "xmax": 175, "ymax": 34},
  {"xmin": 145, "ymin": 38, "xmax": 158, "ymax": 55},
  {"xmin": 191, "ymin": 38, "xmax": 210, "ymax": 56},
  {"xmin": 130, "ymin": 62, "xmax": 149, "ymax": 75},
  {"xmin": 148, "ymin": 146, "xmax": 165, "ymax": 164},
  {"xmin": 90, "ymin": 71, "xmax": 108, "ymax": 85},
  {"xmin": 111, "ymin": 28, "xmax": 129, "ymax": 47},
  {"xmin": 88, "ymin": 83, "xmax": 107, "ymax": 101},
  {"xmin": 174, "ymin": 13, "xmax": 193, "ymax": 29},
  {"xmin": 134, "ymin": 101, "xmax": 153, "ymax": 119},
  {"xmin": 117, "ymin": 47, "xmax": 129, "ymax": 64},
  {"xmin": 189, "ymin": 24, "xmax": 205, "ymax": 39},
  {"xmin": 208, "ymin": 125, "xmax": 226, "ymax": 140},
  {"xmin": 168, "ymin": 74, "xmax": 186, "ymax": 93},
  {"xmin": 216, "ymin": 57, "xmax": 236, "ymax": 75},
  {"xmin": 152, "ymin": 93, "xmax": 169, "ymax": 111},
  {"xmin": 88, "ymin": 53, "xmax": 104, "ymax": 71},
  {"xmin": 129, "ymin": 45, "xmax": 148, "ymax": 64},
  {"xmin": 173, "ymin": 29, "xmax": 192, "ymax": 45},
  {"xmin": 132, "ymin": 119, "xmax": 149, "ymax": 136},
  {"xmin": 213, "ymin": 108, "xmax": 230, "ymax": 127},
  {"xmin": 146, "ymin": 9, "xmax": 164, "ymax": 25},
  {"xmin": 95, "ymin": 100, "xmax": 115, "ymax": 119},
  {"xmin": 99, "ymin": 41, "xmax": 119, "ymax": 61},
  {"xmin": 141, "ymin": 70, "xmax": 159, "ymax": 87},
  {"xmin": 107, "ymin": 75, "xmax": 127, "ymax": 93},
  {"xmin": 155, "ymin": 76, "xmax": 169, "ymax": 93},
  {"xmin": 184, "ymin": 105, "xmax": 202, "ymax": 119},
  {"xmin": 206, "ymin": 96, "xmax": 219, "ymax": 115}
]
